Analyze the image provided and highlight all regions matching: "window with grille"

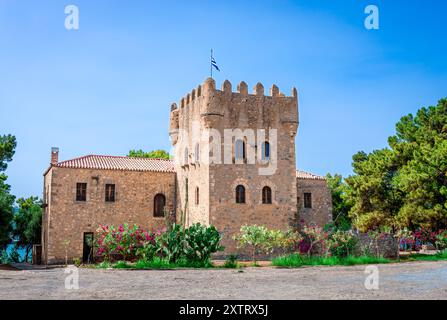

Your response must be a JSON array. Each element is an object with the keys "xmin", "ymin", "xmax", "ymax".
[
  {"xmin": 76, "ymin": 183, "xmax": 87, "ymax": 201},
  {"xmin": 235, "ymin": 139, "xmax": 245, "ymax": 161},
  {"xmin": 105, "ymin": 184, "xmax": 115, "ymax": 202},
  {"xmin": 262, "ymin": 186, "xmax": 272, "ymax": 204},
  {"xmin": 261, "ymin": 141, "xmax": 270, "ymax": 160},
  {"xmin": 236, "ymin": 185, "xmax": 246, "ymax": 204},
  {"xmin": 304, "ymin": 193, "xmax": 312, "ymax": 208},
  {"xmin": 154, "ymin": 194, "xmax": 166, "ymax": 217}
]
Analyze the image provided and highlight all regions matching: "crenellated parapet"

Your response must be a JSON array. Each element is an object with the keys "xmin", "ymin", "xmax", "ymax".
[{"xmin": 169, "ymin": 78, "xmax": 299, "ymax": 138}]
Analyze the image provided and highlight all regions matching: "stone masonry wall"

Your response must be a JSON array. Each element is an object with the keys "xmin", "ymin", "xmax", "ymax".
[
  {"xmin": 42, "ymin": 167, "xmax": 175, "ymax": 264},
  {"xmin": 296, "ymin": 177, "xmax": 332, "ymax": 228},
  {"xmin": 170, "ymin": 78, "xmax": 299, "ymax": 255}
]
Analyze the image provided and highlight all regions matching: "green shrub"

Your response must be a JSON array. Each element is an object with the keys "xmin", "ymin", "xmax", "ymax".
[
  {"xmin": 300, "ymin": 225, "xmax": 329, "ymax": 257},
  {"xmin": 136, "ymin": 239, "xmax": 157, "ymax": 262},
  {"xmin": 234, "ymin": 225, "xmax": 302, "ymax": 262},
  {"xmin": 183, "ymin": 223, "xmax": 224, "ymax": 264},
  {"xmin": 73, "ymin": 257, "xmax": 82, "ymax": 267},
  {"xmin": 435, "ymin": 230, "xmax": 447, "ymax": 251},
  {"xmin": 94, "ymin": 222, "xmax": 223, "ymax": 266},
  {"xmin": 328, "ymin": 230, "xmax": 358, "ymax": 257},
  {"xmin": 0, "ymin": 249, "xmax": 10, "ymax": 264},
  {"xmin": 156, "ymin": 223, "xmax": 188, "ymax": 263},
  {"xmin": 157, "ymin": 223, "xmax": 224, "ymax": 264}
]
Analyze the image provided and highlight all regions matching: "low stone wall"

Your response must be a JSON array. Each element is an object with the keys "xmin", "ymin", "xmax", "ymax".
[
  {"xmin": 353, "ymin": 233, "xmax": 398, "ymax": 259},
  {"xmin": 215, "ymin": 232, "xmax": 400, "ymax": 260}
]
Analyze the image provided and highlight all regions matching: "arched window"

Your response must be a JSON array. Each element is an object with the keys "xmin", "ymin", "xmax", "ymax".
[
  {"xmin": 262, "ymin": 186, "xmax": 272, "ymax": 204},
  {"xmin": 195, "ymin": 143, "xmax": 200, "ymax": 163},
  {"xmin": 235, "ymin": 185, "xmax": 246, "ymax": 204},
  {"xmin": 184, "ymin": 147, "xmax": 189, "ymax": 165},
  {"xmin": 235, "ymin": 139, "xmax": 245, "ymax": 161},
  {"xmin": 154, "ymin": 194, "xmax": 166, "ymax": 217},
  {"xmin": 261, "ymin": 141, "xmax": 270, "ymax": 160},
  {"xmin": 195, "ymin": 187, "xmax": 199, "ymax": 205}
]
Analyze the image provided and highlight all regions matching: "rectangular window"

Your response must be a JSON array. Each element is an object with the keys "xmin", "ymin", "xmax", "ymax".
[
  {"xmin": 105, "ymin": 184, "xmax": 115, "ymax": 202},
  {"xmin": 76, "ymin": 183, "xmax": 87, "ymax": 201},
  {"xmin": 304, "ymin": 193, "xmax": 312, "ymax": 209}
]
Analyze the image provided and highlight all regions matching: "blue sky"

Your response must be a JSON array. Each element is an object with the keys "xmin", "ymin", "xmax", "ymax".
[{"xmin": 1, "ymin": 0, "xmax": 446, "ymax": 199}]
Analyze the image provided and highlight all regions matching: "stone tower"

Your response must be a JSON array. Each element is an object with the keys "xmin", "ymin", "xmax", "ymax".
[{"xmin": 169, "ymin": 78, "xmax": 299, "ymax": 253}]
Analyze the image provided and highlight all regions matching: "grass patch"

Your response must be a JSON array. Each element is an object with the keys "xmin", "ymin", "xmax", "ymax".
[
  {"xmin": 96, "ymin": 261, "xmax": 112, "ymax": 269},
  {"xmin": 272, "ymin": 254, "xmax": 391, "ymax": 268},
  {"xmin": 222, "ymin": 255, "xmax": 239, "ymax": 269},
  {"xmin": 113, "ymin": 261, "xmax": 132, "ymax": 269},
  {"xmin": 399, "ymin": 250, "xmax": 447, "ymax": 262},
  {"xmin": 96, "ymin": 258, "xmax": 214, "ymax": 270},
  {"xmin": 134, "ymin": 258, "xmax": 175, "ymax": 269}
]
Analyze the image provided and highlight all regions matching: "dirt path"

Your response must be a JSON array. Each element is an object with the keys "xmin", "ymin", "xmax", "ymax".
[{"xmin": 0, "ymin": 261, "xmax": 446, "ymax": 299}]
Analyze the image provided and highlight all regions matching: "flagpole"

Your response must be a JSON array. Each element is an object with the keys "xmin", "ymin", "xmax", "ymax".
[{"xmin": 210, "ymin": 49, "xmax": 213, "ymax": 78}]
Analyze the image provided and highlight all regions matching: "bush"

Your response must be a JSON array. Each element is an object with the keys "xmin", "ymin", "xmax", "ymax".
[
  {"xmin": 300, "ymin": 225, "xmax": 329, "ymax": 257},
  {"xmin": 0, "ymin": 249, "xmax": 9, "ymax": 264},
  {"xmin": 435, "ymin": 230, "xmax": 447, "ymax": 251},
  {"xmin": 96, "ymin": 222, "xmax": 224, "ymax": 266},
  {"xmin": 156, "ymin": 223, "xmax": 187, "ymax": 263},
  {"xmin": 157, "ymin": 223, "xmax": 224, "ymax": 264},
  {"xmin": 234, "ymin": 225, "xmax": 302, "ymax": 262},
  {"xmin": 328, "ymin": 230, "xmax": 358, "ymax": 257},
  {"xmin": 96, "ymin": 224, "xmax": 155, "ymax": 262},
  {"xmin": 73, "ymin": 257, "xmax": 82, "ymax": 267},
  {"xmin": 183, "ymin": 223, "xmax": 224, "ymax": 264}
]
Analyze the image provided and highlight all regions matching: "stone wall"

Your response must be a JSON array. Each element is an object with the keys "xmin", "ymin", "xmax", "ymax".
[
  {"xmin": 170, "ymin": 78, "xmax": 299, "ymax": 255},
  {"xmin": 353, "ymin": 233, "xmax": 399, "ymax": 259},
  {"xmin": 42, "ymin": 167, "xmax": 175, "ymax": 264},
  {"xmin": 296, "ymin": 177, "xmax": 332, "ymax": 228}
]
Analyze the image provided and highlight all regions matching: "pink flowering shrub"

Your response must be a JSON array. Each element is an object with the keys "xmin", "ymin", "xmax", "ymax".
[
  {"xmin": 299, "ymin": 225, "xmax": 330, "ymax": 257},
  {"xmin": 95, "ymin": 223, "xmax": 155, "ymax": 262},
  {"xmin": 95, "ymin": 222, "xmax": 224, "ymax": 264},
  {"xmin": 397, "ymin": 227, "xmax": 446, "ymax": 252}
]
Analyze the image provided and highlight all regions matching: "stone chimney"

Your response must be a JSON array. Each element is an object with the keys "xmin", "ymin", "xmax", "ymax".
[{"xmin": 51, "ymin": 147, "xmax": 59, "ymax": 164}]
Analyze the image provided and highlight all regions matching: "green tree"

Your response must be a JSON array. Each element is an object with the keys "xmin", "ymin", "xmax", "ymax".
[
  {"xmin": 326, "ymin": 173, "xmax": 352, "ymax": 230},
  {"xmin": 346, "ymin": 149, "xmax": 403, "ymax": 232},
  {"xmin": 0, "ymin": 134, "xmax": 16, "ymax": 251},
  {"xmin": 12, "ymin": 197, "xmax": 42, "ymax": 262},
  {"xmin": 0, "ymin": 134, "xmax": 16, "ymax": 172},
  {"xmin": 391, "ymin": 98, "xmax": 447, "ymax": 230},
  {"xmin": 0, "ymin": 175, "xmax": 15, "ymax": 251},
  {"xmin": 127, "ymin": 149, "xmax": 170, "ymax": 159},
  {"xmin": 346, "ymin": 98, "xmax": 447, "ymax": 232}
]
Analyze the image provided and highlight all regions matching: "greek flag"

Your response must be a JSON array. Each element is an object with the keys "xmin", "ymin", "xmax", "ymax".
[{"xmin": 211, "ymin": 56, "xmax": 220, "ymax": 71}]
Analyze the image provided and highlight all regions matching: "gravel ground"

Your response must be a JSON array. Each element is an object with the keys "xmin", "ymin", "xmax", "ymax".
[{"xmin": 0, "ymin": 261, "xmax": 446, "ymax": 300}]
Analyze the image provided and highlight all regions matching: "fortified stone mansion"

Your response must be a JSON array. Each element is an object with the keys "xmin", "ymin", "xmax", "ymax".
[{"xmin": 41, "ymin": 78, "xmax": 332, "ymax": 264}]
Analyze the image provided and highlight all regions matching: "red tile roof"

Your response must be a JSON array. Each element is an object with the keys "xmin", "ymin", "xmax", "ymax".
[
  {"xmin": 52, "ymin": 155, "xmax": 175, "ymax": 173},
  {"xmin": 47, "ymin": 154, "xmax": 323, "ymax": 179},
  {"xmin": 296, "ymin": 170, "xmax": 326, "ymax": 180}
]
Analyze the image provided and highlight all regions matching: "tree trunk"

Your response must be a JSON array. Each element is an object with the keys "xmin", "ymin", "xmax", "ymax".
[
  {"xmin": 24, "ymin": 245, "xmax": 31, "ymax": 263},
  {"xmin": 252, "ymin": 246, "xmax": 256, "ymax": 264}
]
